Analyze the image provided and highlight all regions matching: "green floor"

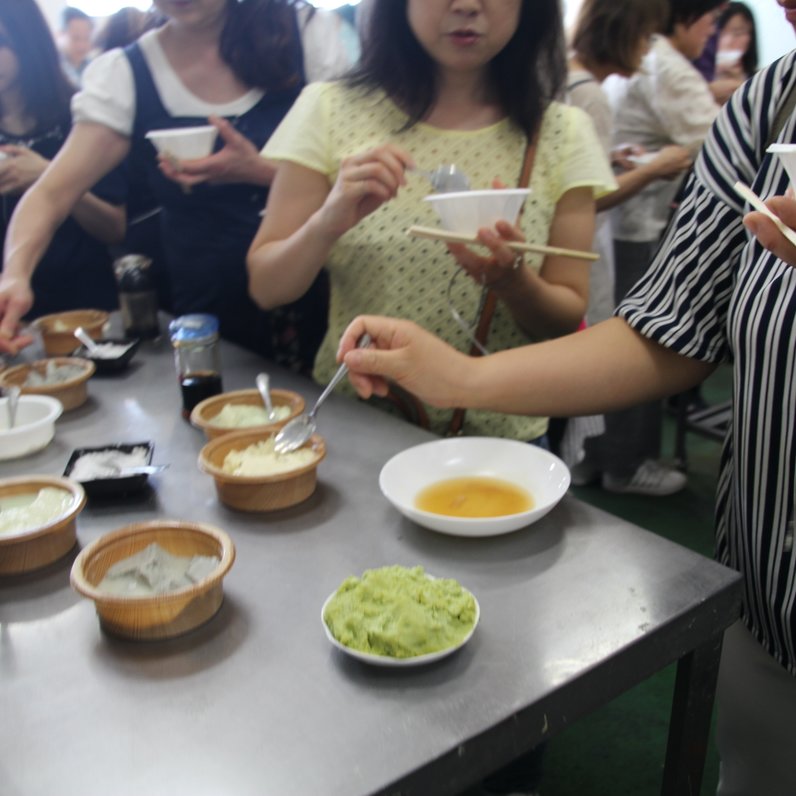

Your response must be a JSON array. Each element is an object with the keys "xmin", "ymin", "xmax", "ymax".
[{"xmin": 542, "ymin": 367, "xmax": 731, "ymax": 796}]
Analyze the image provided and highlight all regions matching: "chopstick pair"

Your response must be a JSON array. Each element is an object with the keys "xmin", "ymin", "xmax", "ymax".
[
  {"xmin": 733, "ymin": 181, "xmax": 796, "ymax": 248},
  {"xmin": 406, "ymin": 225, "xmax": 599, "ymax": 262}
]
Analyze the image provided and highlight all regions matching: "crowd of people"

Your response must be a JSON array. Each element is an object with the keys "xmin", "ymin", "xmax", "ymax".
[{"xmin": 1, "ymin": 0, "xmax": 794, "ymax": 794}]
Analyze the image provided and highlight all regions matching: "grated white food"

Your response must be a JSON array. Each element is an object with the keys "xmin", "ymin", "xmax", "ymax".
[
  {"xmin": 24, "ymin": 360, "xmax": 86, "ymax": 386},
  {"xmin": 222, "ymin": 436, "xmax": 318, "ymax": 476},
  {"xmin": 69, "ymin": 446, "xmax": 149, "ymax": 481},
  {"xmin": 87, "ymin": 342, "xmax": 132, "ymax": 359}
]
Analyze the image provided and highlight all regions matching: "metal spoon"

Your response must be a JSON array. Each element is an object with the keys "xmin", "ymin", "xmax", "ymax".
[
  {"xmin": 3, "ymin": 385, "xmax": 20, "ymax": 429},
  {"xmin": 110, "ymin": 464, "xmax": 169, "ymax": 477},
  {"xmin": 255, "ymin": 372, "xmax": 278, "ymax": 422},
  {"xmin": 413, "ymin": 163, "xmax": 471, "ymax": 193},
  {"xmin": 74, "ymin": 326, "xmax": 101, "ymax": 356},
  {"xmin": 273, "ymin": 334, "xmax": 371, "ymax": 454}
]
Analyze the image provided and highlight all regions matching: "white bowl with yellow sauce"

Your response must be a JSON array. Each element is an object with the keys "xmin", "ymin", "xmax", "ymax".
[{"xmin": 379, "ymin": 437, "xmax": 570, "ymax": 537}]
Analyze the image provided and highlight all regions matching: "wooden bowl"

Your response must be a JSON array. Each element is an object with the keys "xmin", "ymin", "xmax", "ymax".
[
  {"xmin": 70, "ymin": 520, "xmax": 235, "ymax": 640},
  {"xmin": 198, "ymin": 428, "xmax": 326, "ymax": 511},
  {"xmin": 191, "ymin": 388, "xmax": 305, "ymax": 440},
  {"xmin": 0, "ymin": 475, "xmax": 86, "ymax": 575},
  {"xmin": 33, "ymin": 309, "xmax": 109, "ymax": 356},
  {"xmin": 0, "ymin": 357, "xmax": 95, "ymax": 411}
]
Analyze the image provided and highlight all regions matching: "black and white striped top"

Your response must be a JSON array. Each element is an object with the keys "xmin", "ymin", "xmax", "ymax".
[{"xmin": 617, "ymin": 50, "xmax": 796, "ymax": 675}]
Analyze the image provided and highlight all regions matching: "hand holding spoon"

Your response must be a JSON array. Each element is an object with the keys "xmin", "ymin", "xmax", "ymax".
[
  {"xmin": 412, "ymin": 164, "xmax": 471, "ymax": 193},
  {"xmin": 274, "ymin": 334, "xmax": 371, "ymax": 454}
]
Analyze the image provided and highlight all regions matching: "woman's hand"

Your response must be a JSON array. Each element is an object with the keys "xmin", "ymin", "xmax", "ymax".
[
  {"xmin": 0, "ymin": 146, "xmax": 50, "ymax": 195},
  {"xmin": 611, "ymin": 143, "xmax": 645, "ymax": 171},
  {"xmin": 743, "ymin": 195, "xmax": 796, "ymax": 267},
  {"xmin": 315, "ymin": 143, "xmax": 413, "ymax": 238},
  {"xmin": 157, "ymin": 116, "xmax": 274, "ymax": 188},
  {"xmin": 0, "ymin": 276, "xmax": 35, "ymax": 354},
  {"xmin": 338, "ymin": 315, "xmax": 469, "ymax": 407},
  {"xmin": 447, "ymin": 219, "xmax": 527, "ymax": 290}
]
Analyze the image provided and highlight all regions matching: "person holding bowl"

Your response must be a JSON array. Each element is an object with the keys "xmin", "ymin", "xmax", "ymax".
[
  {"xmin": 336, "ymin": 0, "xmax": 796, "ymax": 782},
  {"xmin": 246, "ymin": 0, "xmax": 615, "ymax": 442},
  {"xmin": 0, "ymin": 0, "xmax": 350, "ymax": 370}
]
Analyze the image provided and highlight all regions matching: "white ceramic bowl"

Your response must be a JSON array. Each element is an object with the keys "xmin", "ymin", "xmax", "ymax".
[
  {"xmin": 424, "ymin": 188, "xmax": 531, "ymax": 235},
  {"xmin": 0, "ymin": 395, "xmax": 63, "ymax": 461},
  {"xmin": 379, "ymin": 437, "xmax": 570, "ymax": 537},
  {"xmin": 767, "ymin": 143, "xmax": 796, "ymax": 188},
  {"xmin": 145, "ymin": 125, "xmax": 218, "ymax": 160}
]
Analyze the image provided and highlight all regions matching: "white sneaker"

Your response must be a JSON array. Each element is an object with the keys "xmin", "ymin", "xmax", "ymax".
[{"xmin": 602, "ymin": 459, "xmax": 686, "ymax": 496}]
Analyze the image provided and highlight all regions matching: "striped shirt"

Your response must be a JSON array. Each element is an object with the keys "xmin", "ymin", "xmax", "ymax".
[{"xmin": 617, "ymin": 51, "xmax": 796, "ymax": 675}]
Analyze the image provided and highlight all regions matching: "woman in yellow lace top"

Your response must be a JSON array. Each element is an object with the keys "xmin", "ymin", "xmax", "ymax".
[{"xmin": 248, "ymin": 0, "xmax": 615, "ymax": 441}]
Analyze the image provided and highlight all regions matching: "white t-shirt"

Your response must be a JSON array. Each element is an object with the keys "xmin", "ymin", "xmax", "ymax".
[
  {"xmin": 72, "ymin": 9, "xmax": 352, "ymax": 136},
  {"xmin": 608, "ymin": 35, "xmax": 720, "ymax": 242}
]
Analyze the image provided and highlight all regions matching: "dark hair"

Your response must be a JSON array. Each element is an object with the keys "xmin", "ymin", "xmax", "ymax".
[
  {"xmin": 219, "ymin": 0, "xmax": 307, "ymax": 91},
  {"xmin": 0, "ymin": 0, "xmax": 74, "ymax": 131},
  {"xmin": 94, "ymin": 6, "xmax": 154, "ymax": 52},
  {"xmin": 62, "ymin": 6, "xmax": 92, "ymax": 28},
  {"xmin": 348, "ymin": 0, "xmax": 566, "ymax": 140},
  {"xmin": 664, "ymin": 0, "xmax": 725, "ymax": 35},
  {"xmin": 718, "ymin": 1, "xmax": 758, "ymax": 77},
  {"xmin": 571, "ymin": 0, "xmax": 667, "ymax": 75}
]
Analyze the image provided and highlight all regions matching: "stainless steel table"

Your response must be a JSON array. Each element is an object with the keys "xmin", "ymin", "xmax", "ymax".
[{"xmin": 0, "ymin": 331, "xmax": 741, "ymax": 796}]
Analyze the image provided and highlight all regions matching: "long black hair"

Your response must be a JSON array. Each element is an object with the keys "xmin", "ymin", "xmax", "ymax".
[
  {"xmin": 219, "ymin": 0, "xmax": 309, "ymax": 91},
  {"xmin": 718, "ymin": 1, "xmax": 759, "ymax": 77},
  {"xmin": 348, "ymin": 0, "xmax": 566, "ymax": 139},
  {"xmin": 0, "ymin": 0, "xmax": 74, "ymax": 132}
]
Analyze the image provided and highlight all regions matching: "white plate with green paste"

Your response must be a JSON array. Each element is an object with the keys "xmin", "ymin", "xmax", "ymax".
[{"xmin": 321, "ymin": 565, "xmax": 480, "ymax": 667}]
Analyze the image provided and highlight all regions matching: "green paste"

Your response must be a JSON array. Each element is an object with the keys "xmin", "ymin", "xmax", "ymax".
[{"xmin": 323, "ymin": 565, "xmax": 477, "ymax": 658}]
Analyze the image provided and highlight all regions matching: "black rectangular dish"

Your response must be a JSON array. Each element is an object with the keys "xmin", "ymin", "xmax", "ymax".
[
  {"xmin": 73, "ymin": 338, "xmax": 141, "ymax": 374},
  {"xmin": 63, "ymin": 441, "xmax": 155, "ymax": 498}
]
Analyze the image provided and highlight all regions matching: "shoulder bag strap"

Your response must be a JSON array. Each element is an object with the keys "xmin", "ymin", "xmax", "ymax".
[{"xmin": 446, "ymin": 138, "xmax": 538, "ymax": 436}]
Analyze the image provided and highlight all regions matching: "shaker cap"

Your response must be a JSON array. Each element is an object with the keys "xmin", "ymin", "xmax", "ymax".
[{"xmin": 168, "ymin": 313, "xmax": 220, "ymax": 346}]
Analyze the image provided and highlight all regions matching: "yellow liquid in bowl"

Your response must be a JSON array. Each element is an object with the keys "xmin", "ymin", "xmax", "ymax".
[{"xmin": 415, "ymin": 476, "xmax": 533, "ymax": 518}]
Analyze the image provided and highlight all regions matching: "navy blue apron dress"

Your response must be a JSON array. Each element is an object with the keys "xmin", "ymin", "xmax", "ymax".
[
  {"xmin": 124, "ymin": 31, "xmax": 328, "ymax": 370},
  {"xmin": 1, "ymin": 118, "xmax": 123, "ymax": 318}
]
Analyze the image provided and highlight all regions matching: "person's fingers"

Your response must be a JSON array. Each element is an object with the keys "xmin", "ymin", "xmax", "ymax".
[
  {"xmin": 208, "ymin": 114, "xmax": 240, "ymax": 144},
  {"xmin": 744, "ymin": 211, "xmax": 796, "ymax": 266},
  {"xmin": 766, "ymin": 196, "xmax": 796, "ymax": 228}
]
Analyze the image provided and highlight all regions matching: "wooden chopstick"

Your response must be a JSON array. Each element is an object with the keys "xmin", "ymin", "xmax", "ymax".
[{"xmin": 406, "ymin": 225, "xmax": 599, "ymax": 261}]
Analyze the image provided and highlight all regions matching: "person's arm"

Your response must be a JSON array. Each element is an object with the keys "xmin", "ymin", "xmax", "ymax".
[
  {"xmin": 247, "ymin": 143, "xmax": 413, "ymax": 309},
  {"xmin": 0, "ymin": 122, "xmax": 130, "ymax": 349},
  {"xmin": 447, "ymin": 185, "xmax": 594, "ymax": 339},
  {"xmin": 596, "ymin": 145, "xmax": 693, "ymax": 211},
  {"xmin": 338, "ymin": 315, "xmax": 716, "ymax": 417},
  {"xmin": 70, "ymin": 191, "xmax": 125, "ymax": 244},
  {"xmin": 0, "ymin": 144, "xmax": 125, "ymax": 244}
]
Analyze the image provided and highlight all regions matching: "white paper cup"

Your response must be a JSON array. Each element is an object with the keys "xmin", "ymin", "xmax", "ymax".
[
  {"xmin": 145, "ymin": 125, "xmax": 218, "ymax": 161},
  {"xmin": 424, "ymin": 189, "xmax": 531, "ymax": 236},
  {"xmin": 767, "ymin": 143, "xmax": 796, "ymax": 189}
]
